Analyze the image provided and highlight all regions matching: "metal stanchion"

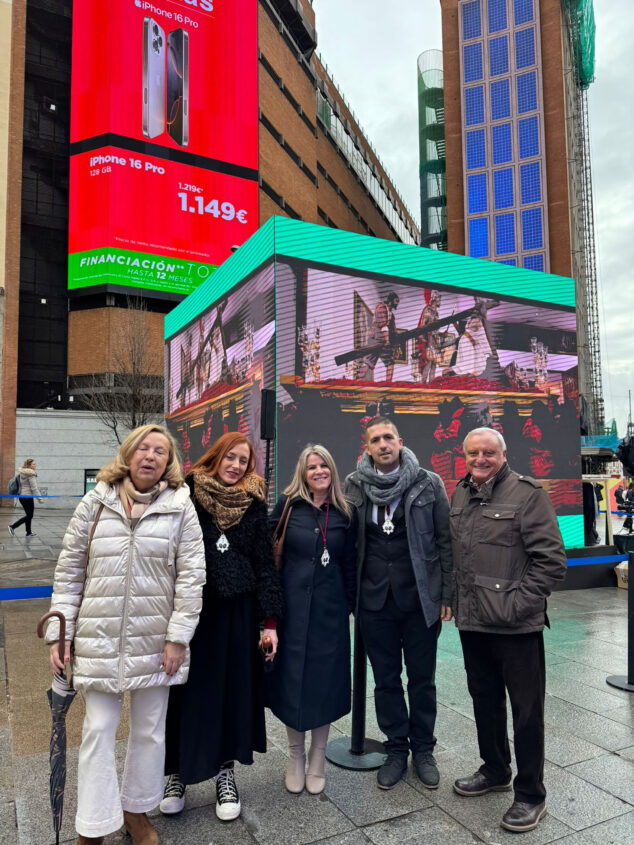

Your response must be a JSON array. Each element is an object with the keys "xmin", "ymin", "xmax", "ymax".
[
  {"xmin": 325, "ymin": 617, "xmax": 386, "ymax": 770},
  {"xmin": 606, "ymin": 551, "xmax": 634, "ymax": 692}
]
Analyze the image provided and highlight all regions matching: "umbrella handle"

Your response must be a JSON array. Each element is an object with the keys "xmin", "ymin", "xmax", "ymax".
[{"xmin": 37, "ymin": 611, "xmax": 67, "ymax": 665}]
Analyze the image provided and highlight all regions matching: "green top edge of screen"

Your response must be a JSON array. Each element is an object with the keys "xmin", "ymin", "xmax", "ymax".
[{"xmin": 164, "ymin": 217, "xmax": 576, "ymax": 340}]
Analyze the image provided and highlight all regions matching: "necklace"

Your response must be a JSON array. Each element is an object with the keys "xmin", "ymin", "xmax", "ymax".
[
  {"xmin": 316, "ymin": 499, "xmax": 330, "ymax": 566},
  {"xmin": 216, "ymin": 532, "xmax": 230, "ymax": 553},
  {"xmin": 382, "ymin": 505, "xmax": 395, "ymax": 535}
]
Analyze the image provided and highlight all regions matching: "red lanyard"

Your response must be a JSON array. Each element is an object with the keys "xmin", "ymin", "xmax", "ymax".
[{"xmin": 316, "ymin": 499, "xmax": 330, "ymax": 547}]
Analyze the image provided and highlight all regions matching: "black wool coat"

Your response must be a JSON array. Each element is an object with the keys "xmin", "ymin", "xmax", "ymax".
[
  {"xmin": 265, "ymin": 495, "xmax": 357, "ymax": 731},
  {"xmin": 187, "ymin": 477, "xmax": 284, "ymax": 620}
]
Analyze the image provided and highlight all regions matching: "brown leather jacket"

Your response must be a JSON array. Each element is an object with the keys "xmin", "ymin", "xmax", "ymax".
[{"xmin": 450, "ymin": 462, "xmax": 566, "ymax": 634}]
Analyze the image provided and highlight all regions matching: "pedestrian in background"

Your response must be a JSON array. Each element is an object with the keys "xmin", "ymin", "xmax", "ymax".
[
  {"xmin": 45, "ymin": 424, "xmax": 205, "ymax": 845},
  {"xmin": 160, "ymin": 432, "xmax": 283, "ymax": 823},
  {"xmin": 8, "ymin": 458, "xmax": 44, "ymax": 537},
  {"xmin": 267, "ymin": 444, "xmax": 356, "ymax": 795},
  {"xmin": 345, "ymin": 416, "xmax": 453, "ymax": 791},
  {"xmin": 450, "ymin": 427, "xmax": 566, "ymax": 833}
]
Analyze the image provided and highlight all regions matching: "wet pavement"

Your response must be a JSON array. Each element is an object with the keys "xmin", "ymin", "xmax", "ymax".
[{"xmin": 0, "ymin": 507, "xmax": 632, "ymax": 844}]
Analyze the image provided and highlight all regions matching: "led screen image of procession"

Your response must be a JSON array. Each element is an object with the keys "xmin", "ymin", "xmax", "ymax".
[{"xmin": 164, "ymin": 218, "xmax": 582, "ymax": 543}]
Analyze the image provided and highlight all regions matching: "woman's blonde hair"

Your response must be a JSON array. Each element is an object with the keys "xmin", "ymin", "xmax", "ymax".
[
  {"xmin": 22, "ymin": 458, "xmax": 35, "ymax": 469},
  {"xmin": 283, "ymin": 444, "xmax": 351, "ymax": 518},
  {"xmin": 97, "ymin": 424, "xmax": 184, "ymax": 488}
]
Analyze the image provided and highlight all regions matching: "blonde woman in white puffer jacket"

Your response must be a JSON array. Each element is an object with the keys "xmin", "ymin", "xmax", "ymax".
[{"xmin": 45, "ymin": 424, "xmax": 205, "ymax": 845}]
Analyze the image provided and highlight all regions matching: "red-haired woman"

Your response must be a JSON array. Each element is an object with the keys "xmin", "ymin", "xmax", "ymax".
[{"xmin": 160, "ymin": 433, "xmax": 282, "ymax": 822}]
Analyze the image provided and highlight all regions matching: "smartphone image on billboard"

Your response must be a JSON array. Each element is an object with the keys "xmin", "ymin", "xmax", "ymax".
[
  {"xmin": 167, "ymin": 29, "xmax": 189, "ymax": 147},
  {"xmin": 143, "ymin": 17, "xmax": 166, "ymax": 139}
]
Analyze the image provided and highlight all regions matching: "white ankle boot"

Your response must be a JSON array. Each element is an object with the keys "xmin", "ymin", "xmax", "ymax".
[
  {"xmin": 306, "ymin": 724, "xmax": 330, "ymax": 794},
  {"xmin": 285, "ymin": 726, "xmax": 306, "ymax": 793}
]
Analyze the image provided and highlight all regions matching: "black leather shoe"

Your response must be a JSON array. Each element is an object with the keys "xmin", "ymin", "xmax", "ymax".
[
  {"xmin": 501, "ymin": 800, "xmax": 546, "ymax": 832},
  {"xmin": 413, "ymin": 751, "xmax": 439, "ymax": 789},
  {"xmin": 377, "ymin": 755, "xmax": 408, "ymax": 789},
  {"xmin": 453, "ymin": 771, "xmax": 512, "ymax": 796}
]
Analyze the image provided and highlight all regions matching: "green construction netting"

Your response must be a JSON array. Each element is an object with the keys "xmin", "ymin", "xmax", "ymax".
[{"xmin": 566, "ymin": 0, "xmax": 596, "ymax": 89}]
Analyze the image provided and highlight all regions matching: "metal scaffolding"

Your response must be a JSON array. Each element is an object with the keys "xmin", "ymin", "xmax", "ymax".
[
  {"xmin": 417, "ymin": 50, "xmax": 447, "ymax": 250},
  {"xmin": 564, "ymin": 0, "xmax": 604, "ymax": 433}
]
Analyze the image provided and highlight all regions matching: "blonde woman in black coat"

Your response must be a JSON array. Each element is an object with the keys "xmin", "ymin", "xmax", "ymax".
[{"xmin": 267, "ymin": 445, "xmax": 356, "ymax": 794}]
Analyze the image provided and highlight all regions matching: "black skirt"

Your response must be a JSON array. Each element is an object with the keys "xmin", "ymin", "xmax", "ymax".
[{"xmin": 164, "ymin": 591, "xmax": 266, "ymax": 784}]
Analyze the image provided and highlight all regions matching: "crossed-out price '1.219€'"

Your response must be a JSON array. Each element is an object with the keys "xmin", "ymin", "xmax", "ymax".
[{"xmin": 177, "ymin": 191, "xmax": 248, "ymax": 223}]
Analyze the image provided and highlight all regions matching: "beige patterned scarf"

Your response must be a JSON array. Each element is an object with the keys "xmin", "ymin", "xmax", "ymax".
[
  {"xmin": 120, "ymin": 476, "xmax": 168, "ymax": 529},
  {"xmin": 193, "ymin": 471, "xmax": 264, "ymax": 532}
]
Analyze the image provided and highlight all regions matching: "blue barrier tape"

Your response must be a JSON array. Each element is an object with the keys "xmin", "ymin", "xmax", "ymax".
[
  {"xmin": 0, "ymin": 585, "xmax": 54, "ymax": 601},
  {"xmin": 0, "ymin": 494, "xmax": 83, "ymax": 498},
  {"xmin": 566, "ymin": 555, "xmax": 628, "ymax": 567}
]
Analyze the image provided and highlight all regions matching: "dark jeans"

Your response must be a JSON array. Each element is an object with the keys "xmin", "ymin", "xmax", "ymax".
[
  {"xmin": 460, "ymin": 630, "xmax": 546, "ymax": 804},
  {"xmin": 11, "ymin": 498, "xmax": 34, "ymax": 534},
  {"xmin": 359, "ymin": 591, "xmax": 441, "ymax": 757}
]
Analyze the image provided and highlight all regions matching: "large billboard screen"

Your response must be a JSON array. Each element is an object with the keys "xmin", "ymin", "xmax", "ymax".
[
  {"xmin": 68, "ymin": 0, "xmax": 259, "ymax": 296},
  {"xmin": 275, "ymin": 261, "xmax": 581, "ymax": 519},
  {"xmin": 68, "ymin": 147, "xmax": 257, "ymax": 294},
  {"xmin": 71, "ymin": 0, "xmax": 258, "ymax": 169},
  {"xmin": 165, "ymin": 265, "xmax": 275, "ymax": 475}
]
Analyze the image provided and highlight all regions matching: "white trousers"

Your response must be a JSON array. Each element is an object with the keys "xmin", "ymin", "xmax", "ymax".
[{"xmin": 75, "ymin": 686, "xmax": 170, "ymax": 838}]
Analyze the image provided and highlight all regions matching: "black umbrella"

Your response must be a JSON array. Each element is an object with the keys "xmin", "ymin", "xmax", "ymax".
[{"xmin": 37, "ymin": 610, "xmax": 77, "ymax": 845}]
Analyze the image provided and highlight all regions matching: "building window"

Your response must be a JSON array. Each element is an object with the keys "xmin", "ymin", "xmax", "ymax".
[
  {"xmin": 462, "ymin": 0, "xmax": 482, "ymax": 39},
  {"xmin": 464, "ymin": 42, "xmax": 484, "ymax": 82},
  {"xmin": 492, "ymin": 122, "xmax": 513, "ymax": 163},
  {"xmin": 466, "ymin": 129, "xmax": 486, "ymax": 169},
  {"xmin": 518, "ymin": 115, "xmax": 539, "ymax": 157},
  {"xmin": 516, "ymin": 71, "xmax": 537, "ymax": 113},
  {"xmin": 468, "ymin": 172, "xmax": 488, "ymax": 213},
  {"xmin": 523, "ymin": 253, "xmax": 544, "ymax": 271},
  {"xmin": 493, "ymin": 167, "xmax": 514, "ymax": 209},
  {"xmin": 469, "ymin": 217, "xmax": 489, "ymax": 257},
  {"xmin": 520, "ymin": 161, "xmax": 541, "ymax": 204},
  {"xmin": 465, "ymin": 85, "xmax": 485, "ymax": 125},
  {"xmin": 515, "ymin": 27, "xmax": 536, "ymax": 69},
  {"xmin": 489, "ymin": 35, "xmax": 509, "ymax": 76},
  {"xmin": 495, "ymin": 213, "xmax": 516, "ymax": 254},
  {"xmin": 488, "ymin": 0, "xmax": 507, "ymax": 34},
  {"xmin": 490, "ymin": 78, "xmax": 511, "ymax": 121},
  {"xmin": 498, "ymin": 258, "xmax": 517, "ymax": 266},
  {"xmin": 522, "ymin": 207, "xmax": 543, "ymax": 250},
  {"xmin": 514, "ymin": 0, "xmax": 534, "ymax": 26}
]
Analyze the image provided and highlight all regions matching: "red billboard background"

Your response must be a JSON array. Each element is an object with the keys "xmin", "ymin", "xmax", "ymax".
[
  {"xmin": 69, "ymin": 148, "xmax": 258, "ymax": 266},
  {"xmin": 71, "ymin": 0, "xmax": 258, "ymax": 170}
]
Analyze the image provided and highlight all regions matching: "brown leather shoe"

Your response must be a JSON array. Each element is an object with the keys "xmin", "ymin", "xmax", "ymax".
[
  {"xmin": 501, "ymin": 800, "xmax": 547, "ymax": 832},
  {"xmin": 123, "ymin": 811, "xmax": 159, "ymax": 845},
  {"xmin": 454, "ymin": 770, "xmax": 512, "ymax": 796},
  {"xmin": 76, "ymin": 837, "xmax": 104, "ymax": 844}
]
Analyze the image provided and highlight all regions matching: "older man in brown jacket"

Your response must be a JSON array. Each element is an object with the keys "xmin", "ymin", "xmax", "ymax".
[{"xmin": 450, "ymin": 427, "xmax": 566, "ymax": 834}]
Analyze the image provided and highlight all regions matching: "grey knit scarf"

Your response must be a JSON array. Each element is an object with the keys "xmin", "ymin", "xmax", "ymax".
[{"xmin": 354, "ymin": 446, "xmax": 420, "ymax": 506}]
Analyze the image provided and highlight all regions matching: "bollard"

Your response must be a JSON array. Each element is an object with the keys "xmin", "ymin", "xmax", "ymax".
[
  {"xmin": 325, "ymin": 617, "xmax": 386, "ymax": 770},
  {"xmin": 606, "ymin": 551, "xmax": 634, "ymax": 692}
]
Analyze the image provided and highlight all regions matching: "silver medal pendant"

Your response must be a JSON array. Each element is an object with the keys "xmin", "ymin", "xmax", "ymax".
[
  {"xmin": 382, "ymin": 517, "xmax": 395, "ymax": 535},
  {"xmin": 216, "ymin": 533, "xmax": 230, "ymax": 553},
  {"xmin": 321, "ymin": 548, "xmax": 330, "ymax": 566}
]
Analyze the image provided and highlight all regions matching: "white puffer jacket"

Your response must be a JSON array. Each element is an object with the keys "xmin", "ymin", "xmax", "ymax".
[{"xmin": 46, "ymin": 481, "xmax": 205, "ymax": 694}]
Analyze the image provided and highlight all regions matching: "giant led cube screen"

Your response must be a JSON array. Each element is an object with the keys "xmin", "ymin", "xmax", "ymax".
[{"xmin": 165, "ymin": 217, "xmax": 582, "ymax": 546}]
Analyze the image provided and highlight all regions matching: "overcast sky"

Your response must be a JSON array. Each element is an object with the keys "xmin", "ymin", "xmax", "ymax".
[{"xmin": 313, "ymin": 0, "xmax": 633, "ymax": 435}]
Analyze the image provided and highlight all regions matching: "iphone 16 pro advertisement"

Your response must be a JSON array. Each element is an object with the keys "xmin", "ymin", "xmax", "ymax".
[
  {"xmin": 68, "ymin": 148, "xmax": 259, "ymax": 295},
  {"xmin": 71, "ymin": 0, "xmax": 258, "ymax": 168}
]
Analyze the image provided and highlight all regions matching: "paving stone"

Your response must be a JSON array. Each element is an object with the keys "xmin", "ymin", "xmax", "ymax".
[
  {"xmin": 0, "ymin": 801, "xmax": 18, "ymax": 845},
  {"xmin": 302, "ymin": 831, "xmax": 371, "ymax": 845},
  {"xmin": 552, "ymin": 661, "xmax": 634, "ymax": 703},
  {"xmin": 542, "ymin": 724, "xmax": 606, "ymax": 767},
  {"xmin": 546, "ymin": 674, "xmax": 630, "ymax": 715},
  {"xmin": 363, "ymin": 806, "xmax": 479, "ymax": 844},
  {"xmin": 544, "ymin": 694, "xmax": 634, "ymax": 752},
  {"xmin": 616, "ymin": 745, "xmax": 634, "ymax": 761},
  {"xmin": 543, "ymin": 811, "xmax": 634, "ymax": 844},
  {"xmin": 324, "ymin": 760, "xmax": 432, "ymax": 826},
  {"xmin": 541, "ymin": 760, "xmax": 632, "ymax": 831},
  {"xmin": 566, "ymin": 754, "xmax": 634, "ymax": 805},
  {"xmin": 236, "ymin": 747, "xmax": 355, "ymax": 845}
]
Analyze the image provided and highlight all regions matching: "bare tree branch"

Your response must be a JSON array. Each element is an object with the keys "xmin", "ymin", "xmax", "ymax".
[{"xmin": 82, "ymin": 298, "xmax": 164, "ymax": 444}]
